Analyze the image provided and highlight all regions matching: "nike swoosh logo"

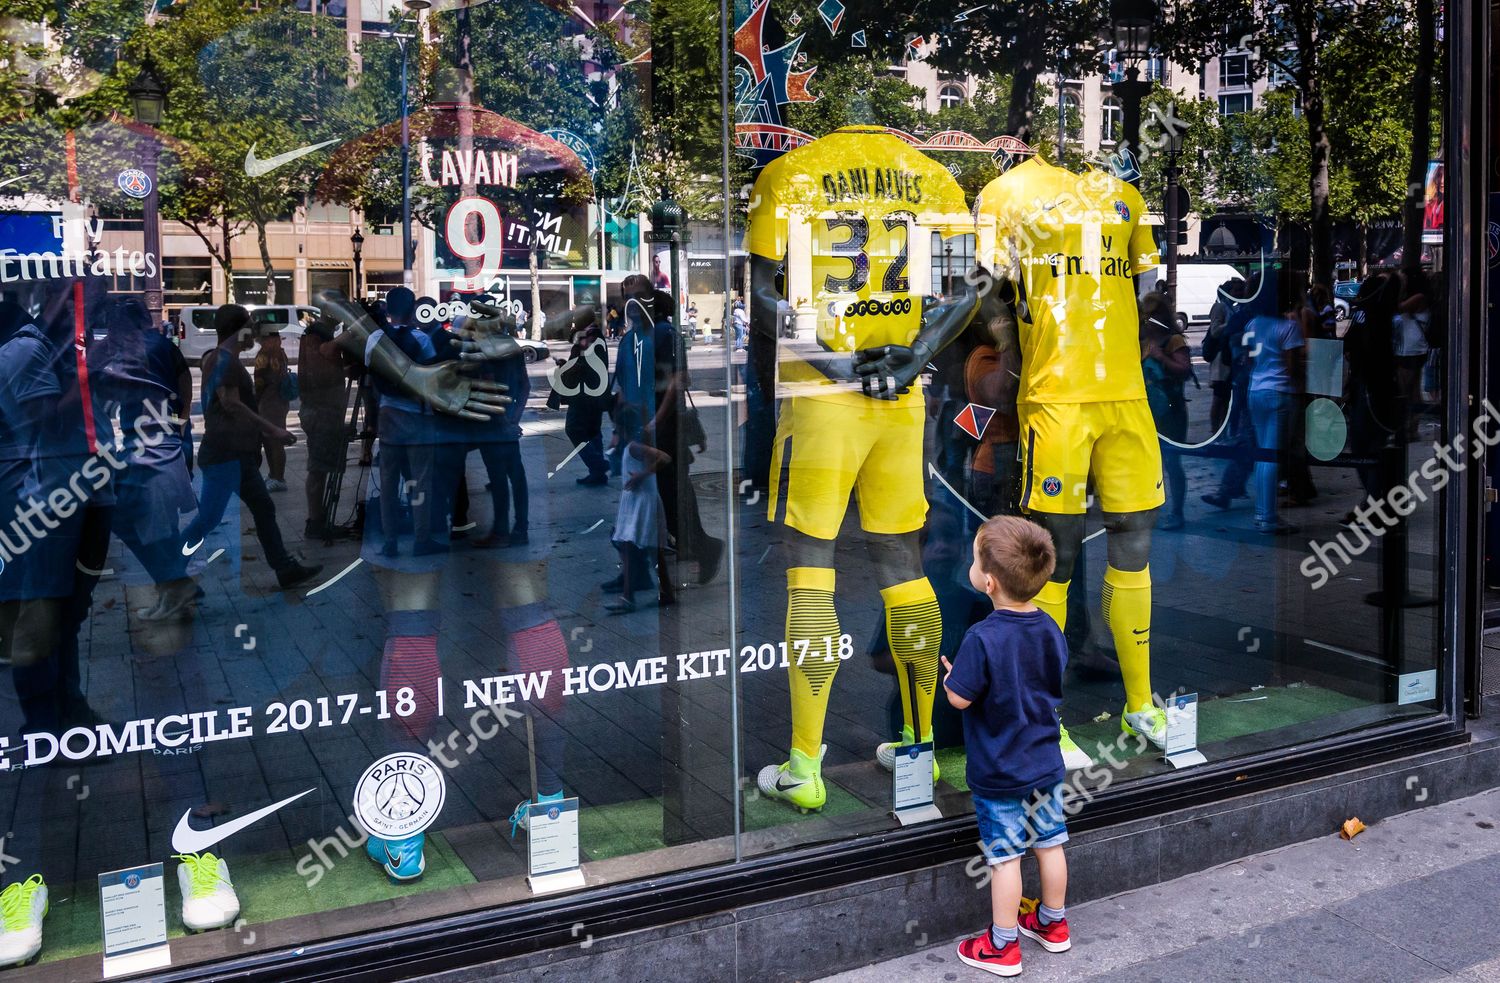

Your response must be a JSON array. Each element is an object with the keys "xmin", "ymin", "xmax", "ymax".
[
  {"xmin": 182, "ymin": 538, "xmax": 205, "ymax": 556},
  {"xmin": 0, "ymin": 173, "xmax": 28, "ymax": 190},
  {"xmin": 172, "ymin": 788, "xmax": 316, "ymax": 853},
  {"xmin": 1131, "ymin": 628, "xmax": 1149, "ymax": 634},
  {"xmin": 775, "ymin": 775, "xmax": 804, "ymax": 791},
  {"xmin": 244, "ymin": 139, "xmax": 340, "ymax": 177}
]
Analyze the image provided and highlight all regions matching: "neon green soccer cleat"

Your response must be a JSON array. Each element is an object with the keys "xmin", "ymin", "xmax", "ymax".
[{"xmin": 757, "ymin": 745, "xmax": 828, "ymax": 813}]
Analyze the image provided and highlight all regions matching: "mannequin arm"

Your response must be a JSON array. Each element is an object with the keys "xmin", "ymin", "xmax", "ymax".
[
  {"xmin": 853, "ymin": 264, "xmax": 979, "ymax": 399},
  {"xmin": 750, "ymin": 254, "xmax": 858, "ymax": 386},
  {"xmin": 315, "ymin": 291, "xmax": 511, "ymax": 422}
]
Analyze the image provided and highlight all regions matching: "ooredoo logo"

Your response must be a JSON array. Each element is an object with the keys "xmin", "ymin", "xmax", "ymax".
[
  {"xmin": 352, "ymin": 752, "xmax": 446, "ymax": 840},
  {"xmin": 842, "ymin": 297, "xmax": 913, "ymax": 318},
  {"xmin": 417, "ymin": 300, "xmax": 478, "ymax": 323}
]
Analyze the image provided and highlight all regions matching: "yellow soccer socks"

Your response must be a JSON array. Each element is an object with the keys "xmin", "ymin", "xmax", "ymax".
[
  {"xmin": 1036, "ymin": 579, "xmax": 1070, "ymax": 633},
  {"xmin": 786, "ymin": 566, "xmax": 840, "ymax": 760},
  {"xmin": 1102, "ymin": 564, "xmax": 1153, "ymax": 712},
  {"xmin": 881, "ymin": 577, "xmax": 942, "ymax": 745}
]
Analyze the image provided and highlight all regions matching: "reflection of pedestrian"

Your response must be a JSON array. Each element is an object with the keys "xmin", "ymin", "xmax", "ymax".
[
  {"xmin": 298, "ymin": 316, "xmax": 350, "ymax": 539},
  {"xmin": 732, "ymin": 300, "xmax": 748, "ymax": 350},
  {"xmin": 1243, "ymin": 271, "xmax": 1305, "ymax": 535},
  {"xmin": 254, "ymin": 331, "xmax": 292, "ymax": 491},
  {"xmin": 463, "ymin": 312, "xmax": 531, "ymax": 549},
  {"xmin": 371, "ymin": 289, "xmax": 440, "ymax": 556},
  {"xmin": 1394, "ymin": 270, "xmax": 1433, "ymax": 424},
  {"xmin": 1140, "ymin": 294, "xmax": 1191, "ymax": 530},
  {"xmin": 605, "ymin": 424, "xmax": 671, "ymax": 614},
  {"xmin": 1202, "ymin": 279, "xmax": 1240, "ymax": 432},
  {"xmin": 560, "ymin": 321, "xmax": 610, "ymax": 486},
  {"xmin": 184, "ymin": 305, "xmax": 321, "ymax": 587},
  {"xmin": 0, "ymin": 285, "xmax": 117, "ymax": 733},
  {"xmin": 89, "ymin": 297, "xmax": 198, "ymax": 620},
  {"xmin": 1203, "ymin": 276, "xmax": 1261, "ymax": 511},
  {"xmin": 636, "ymin": 284, "xmax": 723, "ymax": 585}
]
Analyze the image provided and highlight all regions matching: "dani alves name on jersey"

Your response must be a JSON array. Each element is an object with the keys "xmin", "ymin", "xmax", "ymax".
[{"xmin": 821, "ymin": 168, "xmax": 925, "ymax": 205}]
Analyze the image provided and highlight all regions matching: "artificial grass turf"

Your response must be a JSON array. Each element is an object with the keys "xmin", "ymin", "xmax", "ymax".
[
  {"xmin": 36, "ymin": 832, "xmax": 475, "ymax": 965},
  {"xmin": 575, "ymin": 779, "xmax": 869, "ymax": 863},
  {"xmin": 934, "ymin": 684, "xmax": 1370, "ymax": 792}
]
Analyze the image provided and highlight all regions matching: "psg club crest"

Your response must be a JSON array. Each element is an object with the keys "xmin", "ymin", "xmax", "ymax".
[
  {"xmin": 1042, "ymin": 476, "xmax": 1063, "ymax": 497},
  {"xmin": 117, "ymin": 168, "xmax": 152, "ymax": 199},
  {"xmin": 954, "ymin": 403, "xmax": 996, "ymax": 440},
  {"xmin": 353, "ymin": 752, "xmax": 447, "ymax": 840},
  {"xmin": 1113, "ymin": 200, "xmax": 1130, "ymax": 222}
]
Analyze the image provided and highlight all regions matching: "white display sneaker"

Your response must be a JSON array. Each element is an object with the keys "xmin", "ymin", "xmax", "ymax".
[
  {"xmin": 1122, "ymin": 704, "xmax": 1168, "ymax": 750},
  {"xmin": 0, "ymin": 875, "xmax": 47, "ymax": 967},
  {"xmin": 176, "ymin": 853, "xmax": 241, "ymax": 931},
  {"xmin": 1059, "ymin": 724, "xmax": 1095, "ymax": 770}
]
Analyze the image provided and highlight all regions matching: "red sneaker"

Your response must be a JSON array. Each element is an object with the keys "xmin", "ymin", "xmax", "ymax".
[
  {"xmin": 1017, "ymin": 909, "xmax": 1071, "ymax": 952},
  {"xmin": 956, "ymin": 931, "xmax": 1022, "ymax": 977}
]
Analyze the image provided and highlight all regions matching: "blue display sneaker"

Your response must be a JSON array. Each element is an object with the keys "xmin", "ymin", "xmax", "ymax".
[
  {"xmin": 366, "ymin": 833, "xmax": 425, "ymax": 883},
  {"xmin": 508, "ymin": 790, "xmax": 566, "ymax": 839}
]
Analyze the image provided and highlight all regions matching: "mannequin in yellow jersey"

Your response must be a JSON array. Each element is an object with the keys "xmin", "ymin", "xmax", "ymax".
[
  {"xmin": 746, "ymin": 126, "xmax": 979, "ymax": 812},
  {"xmin": 975, "ymin": 156, "xmax": 1170, "ymax": 759}
]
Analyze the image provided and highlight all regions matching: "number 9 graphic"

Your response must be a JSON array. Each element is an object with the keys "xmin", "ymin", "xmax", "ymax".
[{"xmin": 445, "ymin": 196, "xmax": 503, "ymax": 291}]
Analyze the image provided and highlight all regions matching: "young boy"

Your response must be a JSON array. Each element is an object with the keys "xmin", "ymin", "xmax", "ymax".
[{"xmin": 943, "ymin": 515, "xmax": 1070, "ymax": 977}]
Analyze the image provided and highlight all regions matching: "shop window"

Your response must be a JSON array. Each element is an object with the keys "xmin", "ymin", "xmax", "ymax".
[{"xmin": 0, "ymin": 0, "xmax": 1458, "ymax": 976}]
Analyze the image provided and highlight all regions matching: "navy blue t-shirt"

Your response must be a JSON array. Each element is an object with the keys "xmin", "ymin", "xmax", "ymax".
[{"xmin": 944, "ymin": 608, "xmax": 1067, "ymax": 798}]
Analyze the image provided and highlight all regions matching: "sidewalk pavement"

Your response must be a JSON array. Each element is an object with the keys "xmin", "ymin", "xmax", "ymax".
[{"xmin": 819, "ymin": 787, "xmax": 1500, "ymax": 983}]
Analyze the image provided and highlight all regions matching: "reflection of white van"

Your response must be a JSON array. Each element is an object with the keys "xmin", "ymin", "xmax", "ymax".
[
  {"xmin": 178, "ymin": 305, "xmax": 318, "ymax": 363},
  {"xmin": 1169, "ymin": 264, "xmax": 1245, "ymax": 332}
]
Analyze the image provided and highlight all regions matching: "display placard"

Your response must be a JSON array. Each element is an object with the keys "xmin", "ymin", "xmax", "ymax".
[
  {"xmin": 99, "ymin": 863, "xmax": 171, "ymax": 979},
  {"xmin": 1305, "ymin": 338, "xmax": 1344, "ymax": 397},
  {"xmin": 1398, "ymin": 670, "xmax": 1437, "ymax": 705},
  {"xmin": 527, "ymin": 797, "xmax": 585, "ymax": 894},
  {"xmin": 892, "ymin": 742, "xmax": 943, "ymax": 826},
  {"xmin": 1164, "ymin": 693, "xmax": 1207, "ymax": 769}
]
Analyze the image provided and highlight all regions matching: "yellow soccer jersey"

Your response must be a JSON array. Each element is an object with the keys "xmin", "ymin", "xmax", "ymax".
[
  {"xmin": 976, "ymin": 157, "xmax": 1159, "ymax": 404},
  {"xmin": 746, "ymin": 126, "xmax": 972, "ymax": 402}
]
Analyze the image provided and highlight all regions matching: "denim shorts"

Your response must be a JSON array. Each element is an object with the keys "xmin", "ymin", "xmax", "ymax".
[{"xmin": 974, "ymin": 785, "xmax": 1070, "ymax": 864}]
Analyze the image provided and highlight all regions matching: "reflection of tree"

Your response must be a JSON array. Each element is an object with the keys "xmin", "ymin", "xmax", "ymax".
[
  {"xmin": 170, "ymin": 6, "xmax": 358, "ymax": 304},
  {"xmin": 907, "ymin": 0, "xmax": 1108, "ymax": 144},
  {"xmin": 1186, "ymin": 0, "xmax": 1436, "ymax": 285}
]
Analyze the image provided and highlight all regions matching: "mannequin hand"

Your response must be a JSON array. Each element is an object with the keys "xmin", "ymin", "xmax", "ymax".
[
  {"xmin": 457, "ymin": 301, "xmax": 523, "ymax": 361},
  {"xmin": 407, "ymin": 361, "xmax": 511, "ymax": 420},
  {"xmin": 853, "ymin": 344, "xmax": 928, "ymax": 399}
]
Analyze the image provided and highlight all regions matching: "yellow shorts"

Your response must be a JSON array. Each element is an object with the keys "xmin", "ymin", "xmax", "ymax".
[
  {"xmin": 1019, "ymin": 399, "xmax": 1164, "ymax": 515},
  {"xmin": 769, "ymin": 394, "xmax": 928, "ymax": 540}
]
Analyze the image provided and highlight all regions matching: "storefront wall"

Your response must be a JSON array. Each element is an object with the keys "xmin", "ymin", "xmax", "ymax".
[{"xmin": 0, "ymin": 0, "xmax": 1481, "ymax": 979}]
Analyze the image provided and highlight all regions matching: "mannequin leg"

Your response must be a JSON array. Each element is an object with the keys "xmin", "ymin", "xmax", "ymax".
[
  {"xmin": 871, "ymin": 533, "xmax": 940, "ymax": 745},
  {"xmin": 1028, "ymin": 513, "xmax": 1085, "ymax": 633},
  {"xmin": 1100, "ymin": 509, "xmax": 1156, "ymax": 713}
]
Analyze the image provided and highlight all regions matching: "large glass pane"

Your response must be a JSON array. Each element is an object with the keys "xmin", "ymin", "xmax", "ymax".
[
  {"xmin": 728, "ymin": 0, "xmax": 1449, "ymax": 855},
  {"xmin": 0, "ymin": 0, "xmax": 732, "ymax": 974}
]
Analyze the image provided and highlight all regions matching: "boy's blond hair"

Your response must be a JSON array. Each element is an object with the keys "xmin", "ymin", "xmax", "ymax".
[{"xmin": 974, "ymin": 516, "xmax": 1056, "ymax": 602}]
